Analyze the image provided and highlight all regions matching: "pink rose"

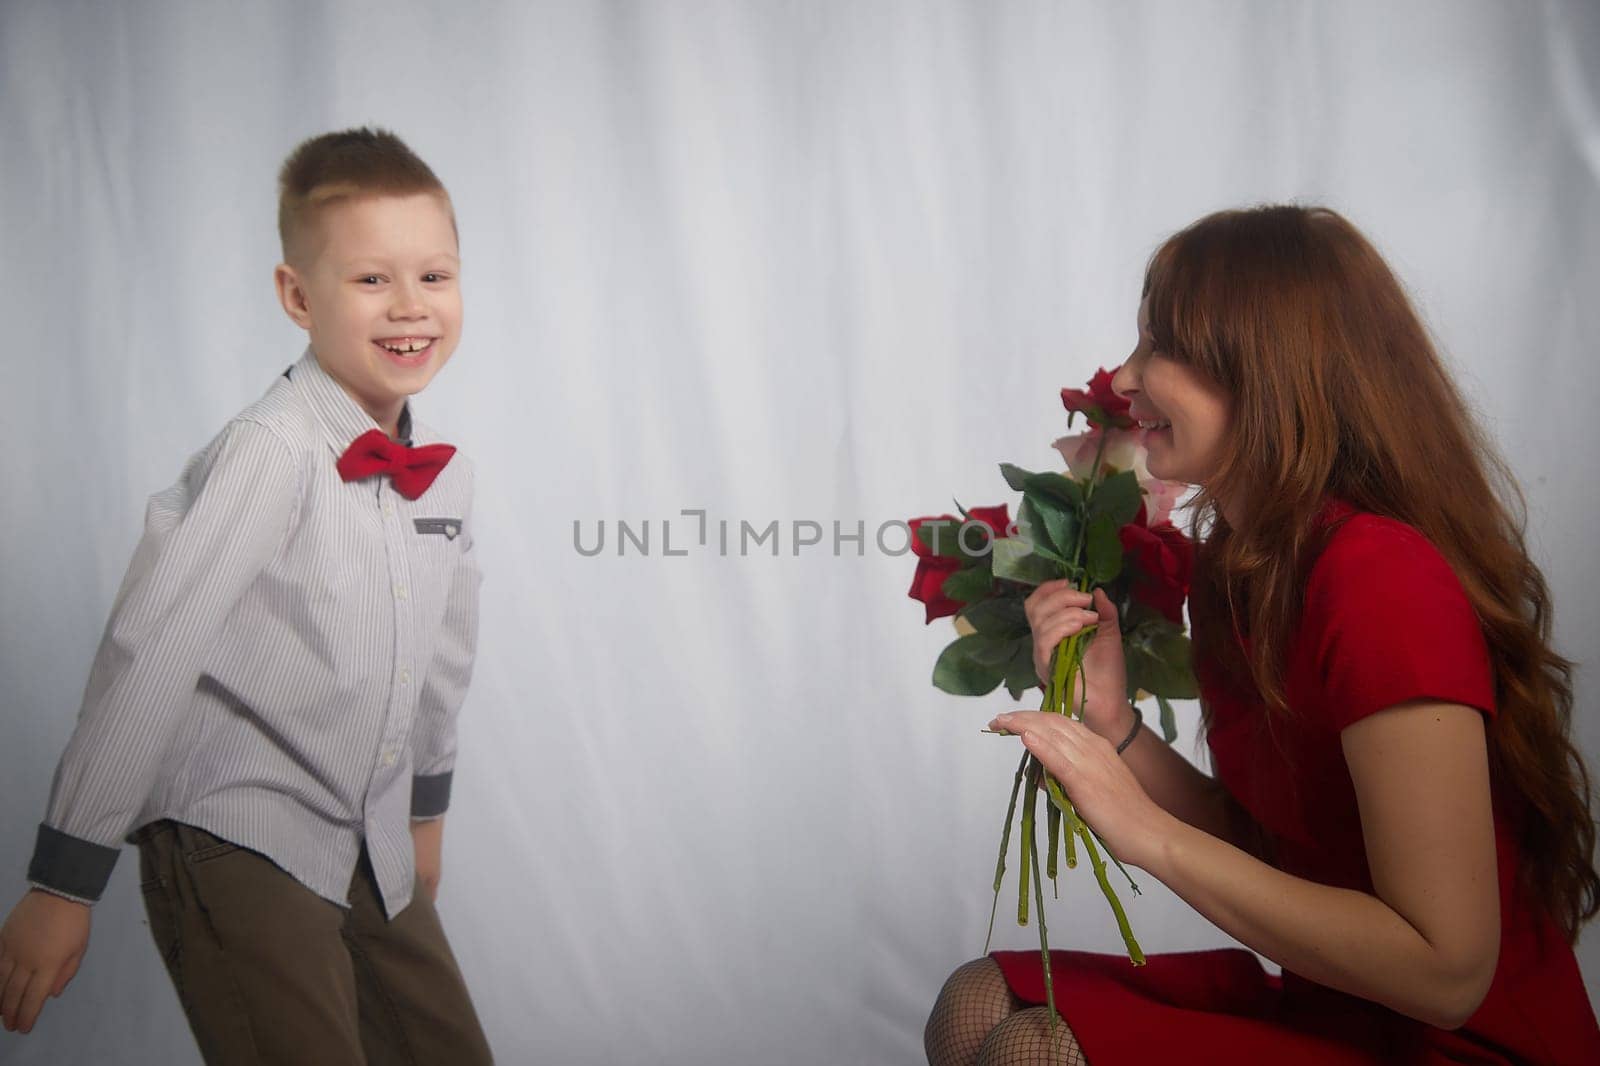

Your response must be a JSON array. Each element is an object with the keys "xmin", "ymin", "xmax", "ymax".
[{"xmin": 1052, "ymin": 431, "xmax": 1185, "ymax": 527}]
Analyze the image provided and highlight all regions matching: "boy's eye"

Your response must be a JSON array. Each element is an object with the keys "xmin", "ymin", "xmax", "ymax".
[
  {"xmin": 422, "ymin": 273, "xmax": 442, "ymax": 283},
  {"xmin": 358, "ymin": 275, "xmax": 383, "ymax": 285}
]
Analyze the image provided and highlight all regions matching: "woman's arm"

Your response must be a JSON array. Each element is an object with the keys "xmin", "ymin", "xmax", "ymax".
[
  {"xmin": 995, "ymin": 698, "xmax": 1501, "ymax": 1029},
  {"xmin": 1111, "ymin": 704, "xmax": 1261, "ymax": 853}
]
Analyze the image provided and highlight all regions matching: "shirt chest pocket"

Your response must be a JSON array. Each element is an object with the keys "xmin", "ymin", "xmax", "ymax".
[
  {"xmin": 412, "ymin": 517, "xmax": 465, "ymax": 542},
  {"xmin": 407, "ymin": 515, "xmax": 468, "ymax": 624}
]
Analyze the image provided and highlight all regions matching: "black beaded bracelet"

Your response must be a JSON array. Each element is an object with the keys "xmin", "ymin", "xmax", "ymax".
[{"xmin": 1115, "ymin": 706, "xmax": 1144, "ymax": 755}]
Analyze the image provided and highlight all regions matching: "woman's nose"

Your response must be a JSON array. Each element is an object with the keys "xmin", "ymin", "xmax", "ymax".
[{"xmin": 1111, "ymin": 359, "xmax": 1138, "ymax": 399}]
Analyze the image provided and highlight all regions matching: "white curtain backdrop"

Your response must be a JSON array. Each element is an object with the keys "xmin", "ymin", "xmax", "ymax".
[{"xmin": 3, "ymin": 1, "xmax": 1598, "ymax": 1062}]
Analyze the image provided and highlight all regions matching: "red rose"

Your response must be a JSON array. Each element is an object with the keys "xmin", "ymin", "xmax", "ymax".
[
  {"xmin": 908, "ymin": 505, "xmax": 1011, "ymax": 623},
  {"xmin": 1117, "ymin": 503, "xmax": 1193, "ymax": 623},
  {"xmin": 1061, "ymin": 366, "xmax": 1134, "ymax": 430}
]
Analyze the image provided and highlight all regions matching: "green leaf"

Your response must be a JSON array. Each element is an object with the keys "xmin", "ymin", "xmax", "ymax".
[
  {"xmin": 1016, "ymin": 498, "xmax": 1051, "ymax": 553},
  {"xmin": 1088, "ymin": 469, "xmax": 1142, "ymax": 528},
  {"xmin": 1123, "ymin": 646, "xmax": 1166, "ymax": 699},
  {"xmin": 1017, "ymin": 527, "xmax": 1069, "ymax": 567},
  {"xmin": 1123, "ymin": 630, "xmax": 1200, "ymax": 699},
  {"xmin": 999, "ymin": 463, "xmax": 1038, "ymax": 491},
  {"xmin": 960, "ymin": 597, "xmax": 1030, "ymax": 637},
  {"xmin": 932, "ymin": 634, "xmax": 1009, "ymax": 696},
  {"xmin": 1023, "ymin": 471, "xmax": 1084, "ymax": 512},
  {"xmin": 915, "ymin": 520, "xmax": 967, "ymax": 559},
  {"xmin": 1143, "ymin": 629, "xmax": 1199, "ymax": 698},
  {"xmin": 1003, "ymin": 643, "xmax": 1042, "ymax": 701},
  {"xmin": 1024, "ymin": 491, "xmax": 1080, "ymax": 565},
  {"xmin": 970, "ymin": 632, "xmax": 1021, "ymax": 666},
  {"xmin": 941, "ymin": 565, "xmax": 994, "ymax": 604},
  {"xmin": 1085, "ymin": 514, "xmax": 1123, "ymax": 583},
  {"xmin": 1017, "ymin": 499, "xmax": 1074, "ymax": 565},
  {"xmin": 992, "ymin": 537, "xmax": 1066, "ymax": 586},
  {"xmin": 1155, "ymin": 694, "xmax": 1178, "ymax": 743},
  {"xmin": 1117, "ymin": 600, "xmax": 1167, "ymax": 633},
  {"xmin": 1030, "ymin": 542, "xmax": 1070, "ymax": 566}
]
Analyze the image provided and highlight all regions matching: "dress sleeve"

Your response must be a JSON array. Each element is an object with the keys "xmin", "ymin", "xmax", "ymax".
[{"xmin": 1300, "ymin": 515, "xmax": 1496, "ymax": 732}]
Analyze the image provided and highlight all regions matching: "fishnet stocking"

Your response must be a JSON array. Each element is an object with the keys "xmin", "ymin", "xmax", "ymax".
[
  {"xmin": 976, "ymin": 1006, "xmax": 1086, "ymax": 1066},
  {"xmin": 925, "ymin": 958, "xmax": 1022, "ymax": 1066}
]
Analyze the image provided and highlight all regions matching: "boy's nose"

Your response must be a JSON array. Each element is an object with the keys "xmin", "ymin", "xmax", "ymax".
[{"xmin": 389, "ymin": 282, "xmax": 427, "ymax": 319}]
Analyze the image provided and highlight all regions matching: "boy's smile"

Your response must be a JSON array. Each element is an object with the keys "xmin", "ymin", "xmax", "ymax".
[{"xmin": 274, "ymin": 192, "xmax": 462, "ymax": 437}]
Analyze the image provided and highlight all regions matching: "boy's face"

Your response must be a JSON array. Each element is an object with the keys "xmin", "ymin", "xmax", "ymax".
[{"xmin": 274, "ymin": 192, "xmax": 462, "ymax": 433}]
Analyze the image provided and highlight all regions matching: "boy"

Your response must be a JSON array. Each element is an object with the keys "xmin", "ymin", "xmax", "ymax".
[{"xmin": 0, "ymin": 128, "xmax": 493, "ymax": 1064}]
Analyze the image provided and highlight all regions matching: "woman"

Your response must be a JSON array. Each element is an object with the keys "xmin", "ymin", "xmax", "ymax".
[{"xmin": 925, "ymin": 206, "xmax": 1600, "ymax": 1065}]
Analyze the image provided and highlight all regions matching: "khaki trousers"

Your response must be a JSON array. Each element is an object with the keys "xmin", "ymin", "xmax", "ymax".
[{"xmin": 135, "ymin": 820, "xmax": 493, "ymax": 1065}]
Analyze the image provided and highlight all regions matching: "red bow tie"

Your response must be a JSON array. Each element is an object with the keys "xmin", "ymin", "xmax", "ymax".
[{"xmin": 336, "ymin": 429, "xmax": 456, "ymax": 500}]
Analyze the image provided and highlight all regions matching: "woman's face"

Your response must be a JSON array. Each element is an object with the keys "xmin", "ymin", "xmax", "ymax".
[{"xmin": 1112, "ymin": 297, "xmax": 1232, "ymax": 487}]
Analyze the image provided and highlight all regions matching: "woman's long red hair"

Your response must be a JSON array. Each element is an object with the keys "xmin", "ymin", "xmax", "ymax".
[{"xmin": 1146, "ymin": 205, "xmax": 1599, "ymax": 938}]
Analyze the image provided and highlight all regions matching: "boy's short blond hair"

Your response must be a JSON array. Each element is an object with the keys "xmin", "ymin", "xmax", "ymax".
[{"xmin": 277, "ymin": 127, "xmax": 450, "ymax": 264}]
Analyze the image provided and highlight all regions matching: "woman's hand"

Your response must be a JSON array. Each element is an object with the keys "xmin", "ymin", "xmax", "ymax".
[
  {"xmin": 1024, "ymin": 582, "xmax": 1131, "ymax": 738},
  {"xmin": 990, "ymin": 710, "xmax": 1175, "ymax": 871}
]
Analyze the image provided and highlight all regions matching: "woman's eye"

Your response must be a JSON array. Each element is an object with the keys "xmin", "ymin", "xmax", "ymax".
[
  {"xmin": 423, "ymin": 273, "xmax": 443, "ymax": 283},
  {"xmin": 359, "ymin": 275, "xmax": 383, "ymax": 285}
]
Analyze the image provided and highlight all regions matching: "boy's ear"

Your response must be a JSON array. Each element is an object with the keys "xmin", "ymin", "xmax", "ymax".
[{"xmin": 274, "ymin": 263, "xmax": 313, "ymax": 330}]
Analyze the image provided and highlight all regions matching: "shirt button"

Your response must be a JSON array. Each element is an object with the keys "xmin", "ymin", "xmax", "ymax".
[
  {"xmin": 382, "ymin": 501, "xmax": 395, "ymax": 517},
  {"xmin": 381, "ymin": 751, "xmax": 397, "ymax": 767},
  {"xmin": 399, "ymin": 669, "xmax": 411, "ymax": 685},
  {"xmin": 393, "ymin": 585, "xmax": 408, "ymax": 600}
]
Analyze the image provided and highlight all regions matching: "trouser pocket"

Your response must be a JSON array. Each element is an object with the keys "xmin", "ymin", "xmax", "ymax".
[
  {"xmin": 135, "ymin": 822, "xmax": 185, "ymax": 994},
  {"xmin": 175, "ymin": 823, "xmax": 241, "ymax": 866},
  {"xmin": 134, "ymin": 821, "xmax": 269, "ymax": 1064}
]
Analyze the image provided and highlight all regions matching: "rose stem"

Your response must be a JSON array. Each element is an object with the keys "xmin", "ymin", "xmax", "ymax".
[
  {"xmin": 1074, "ymin": 819, "xmax": 1146, "ymax": 965},
  {"xmin": 1044, "ymin": 775, "xmax": 1081, "ymax": 869},
  {"xmin": 1018, "ymin": 758, "xmax": 1040, "ymax": 925},
  {"xmin": 985, "ymin": 751, "xmax": 1030, "ymax": 954},
  {"xmin": 1042, "ymin": 641, "xmax": 1068, "ymax": 894},
  {"xmin": 1044, "ymin": 774, "xmax": 1141, "ymax": 961},
  {"xmin": 1051, "ymin": 635, "xmax": 1073, "ymax": 716},
  {"xmin": 1096, "ymin": 828, "xmax": 1142, "ymax": 894},
  {"xmin": 1047, "ymin": 800, "xmax": 1061, "ymax": 896},
  {"xmin": 1029, "ymin": 802, "xmax": 1060, "ymax": 1036}
]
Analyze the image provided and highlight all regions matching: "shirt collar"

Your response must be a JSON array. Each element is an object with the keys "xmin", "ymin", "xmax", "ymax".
[{"xmin": 287, "ymin": 347, "xmax": 416, "ymax": 453}]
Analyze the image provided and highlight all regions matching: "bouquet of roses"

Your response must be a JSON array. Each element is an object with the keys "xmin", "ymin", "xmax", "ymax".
[{"xmin": 909, "ymin": 367, "xmax": 1199, "ymax": 1023}]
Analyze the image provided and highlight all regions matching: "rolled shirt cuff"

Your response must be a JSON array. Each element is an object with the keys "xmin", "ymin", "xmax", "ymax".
[
  {"xmin": 27, "ymin": 823, "xmax": 120, "ymax": 903},
  {"xmin": 27, "ymin": 882, "xmax": 97, "ymax": 906},
  {"xmin": 410, "ymin": 771, "xmax": 453, "ymax": 818}
]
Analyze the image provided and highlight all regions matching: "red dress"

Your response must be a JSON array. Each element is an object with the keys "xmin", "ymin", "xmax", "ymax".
[{"xmin": 992, "ymin": 505, "xmax": 1600, "ymax": 1064}]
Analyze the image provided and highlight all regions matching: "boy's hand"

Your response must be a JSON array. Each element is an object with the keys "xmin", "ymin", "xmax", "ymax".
[
  {"xmin": 411, "ymin": 817, "xmax": 445, "ymax": 902},
  {"xmin": 0, "ymin": 889, "xmax": 90, "ymax": 1034}
]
